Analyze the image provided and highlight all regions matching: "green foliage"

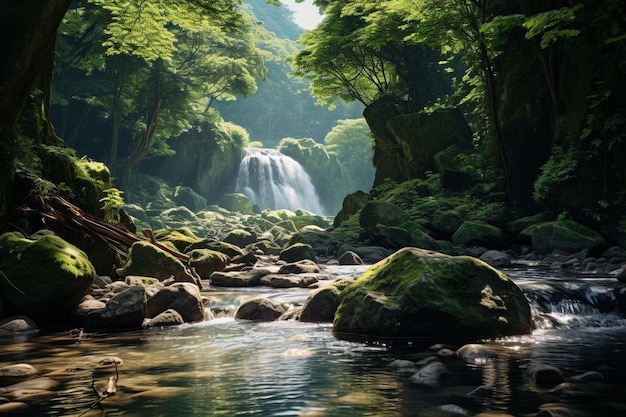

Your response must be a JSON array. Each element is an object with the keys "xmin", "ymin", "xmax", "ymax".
[
  {"xmin": 533, "ymin": 146, "xmax": 578, "ymax": 205},
  {"xmin": 100, "ymin": 187, "xmax": 125, "ymax": 224},
  {"xmin": 522, "ymin": 5, "xmax": 582, "ymax": 49}
]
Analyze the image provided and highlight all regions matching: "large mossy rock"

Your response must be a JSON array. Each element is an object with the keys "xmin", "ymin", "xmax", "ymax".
[
  {"xmin": 519, "ymin": 220, "xmax": 608, "ymax": 255},
  {"xmin": 0, "ymin": 233, "xmax": 95, "ymax": 320},
  {"xmin": 117, "ymin": 241, "xmax": 198, "ymax": 285},
  {"xmin": 452, "ymin": 221, "xmax": 506, "ymax": 249},
  {"xmin": 386, "ymin": 107, "xmax": 473, "ymax": 178},
  {"xmin": 333, "ymin": 191, "xmax": 370, "ymax": 228},
  {"xmin": 359, "ymin": 201, "xmax": 410, "ymax": 231},
  {"xmin": 333, "ymin": 247, "xmax": 531, "ymax": 341}
]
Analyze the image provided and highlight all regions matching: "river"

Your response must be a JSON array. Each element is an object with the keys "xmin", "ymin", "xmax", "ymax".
[{"xmin": 1, "ymin": 264, "xmax": 625, "ymax": 416}]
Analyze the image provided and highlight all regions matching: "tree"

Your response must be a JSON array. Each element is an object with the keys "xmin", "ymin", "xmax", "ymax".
[{"xmin": 52, "ymin": 0, "xmax": 266, "ymax": 182}]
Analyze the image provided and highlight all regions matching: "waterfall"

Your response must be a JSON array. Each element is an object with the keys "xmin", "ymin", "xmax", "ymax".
[{"xmin": 235, "ymin": 148, "xmax": 326, "ymax": 215}]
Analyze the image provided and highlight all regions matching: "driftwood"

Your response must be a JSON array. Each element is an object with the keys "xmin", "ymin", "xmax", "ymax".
[{"xmin": 26, "ymin": 196, "xmax": 190, "ymax": 263}]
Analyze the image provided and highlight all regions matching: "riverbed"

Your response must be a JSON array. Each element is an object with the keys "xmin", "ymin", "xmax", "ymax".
[{"xmin": 2, "ymin": 265, "xmax": 625, "ymax": 416}]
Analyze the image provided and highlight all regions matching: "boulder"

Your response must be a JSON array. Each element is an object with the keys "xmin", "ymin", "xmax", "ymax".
[
  {"xmin": 144, "ymin": 309, "xmax": 185, "ymax": 328},
  {"xmin": 234, "ymin": 297, "xmax": 287, "ymax": 321},
  {"xmin": 117, "ymin": 241, "xmax": 199, "ymax": 285},
  {"xmin": 333, "ymin": 247, "xmax": 532, "ymax": 341},
  {"xmin": 479, "ymin": 250, "xmax": 512, "ymax": 268},
  {"xmin": 452, "ymin": 221, "xmax": 506, "ymax": 249},
  {"xmin": 288, "ymin": 226, "xmax": 336, "ymax": 256},
  {"xmin": 369, "ymin": 224, "xmax": 411, "ymax": 249},
  {"xmin": 146, "ymin": 283, "xmax": 206, "ymax": 323},
  {"xmin": 277, "ymin": 260, "xmax": 321, "ymax": 274},
  {"xmin": 408, "ymin": 361, "xmax": 450, "ymax": 386},
  {"xmin": 186, "ymin": 239, "xmax": 243, "ymax": 258},
  {"xmin": 333, "ymin": 191, "xmax": 370, "ymax": 228},
  {"xmin": 456, "ymin": 344, "xmax": 497, "ymax": 363},
  {"xmin": 337, "ymin": 251, "xmax": 363, "ymax": 265},
  {"xmin": 69, "ymin": 297, "xmax": 107, "ymax": 324},
  {"xmin": 259, "ymin": 273, "xmax": 322, "ymax": 288},
  {"xmin": 152, "ymin": 227, "xmax": 200, "ymax": 252},
  {"xmin": 359, "ymin": 201, "xmax": 410, "ymax": 231},
  {"xmin": 410, "ymin": 229, "xmax": 441, "ymax": 251},
  {"xmin": 218, "ymin": 193, "xmax": 254, "ymax": 215},
  {"xmin": 85, "ymin": 286, "xmax": 146, "ymax": 330},
  {"xmin": 187, "ymin": 249, "xmax": 229, "ymax": 278},
  {"xmin": 520, "ymin": 220, "xmax": 608, "ymax": 255},
  {"xmin": 209, "ymin": 269, "xmax": 270, "ymax": 287},
  {"xmin": 279, "ymin": 243, "xmax": 317, "ymax": 263},
  {"xmin": 0, "ymin": 233, "xmax": 95, "ymax": 319},
  {"xmin": 523, "ymin": 362, "xmax": 565, "ymax": 388},
  {"xmin": 223, "ymin": 229, "xmax": 257, "ymax": 248},
  {"xmin": 0, "ymin": 316, "xmax": 38, "ymax": 335},
  {"xmin": 337, "ymin": 244, "xmax": 394, "ymax": 264},
  {"xmin": 300, "ymin": 279, "xmax": 352, "ymax": 323}
]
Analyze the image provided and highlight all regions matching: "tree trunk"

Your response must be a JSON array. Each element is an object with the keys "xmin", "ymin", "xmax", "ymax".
[{"xmin": 0, "ymin": 0, "xmax": 71, "ymax": 226}]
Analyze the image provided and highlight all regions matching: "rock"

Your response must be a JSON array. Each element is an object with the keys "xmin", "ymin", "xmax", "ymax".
[
  {"xmin": 479, "ymin": 250, "xmax": 512, "ymax": 268},
  {"xmin": 369, "ymin": 224, "xmax": 411, "ymax": 249},
  {"xmin": 410, "ymin": 229, "xmax": 441, "ymax": 251},
  {"xmin": 85, "ymin": 286, "xmax": 146, "ymax": 330},
  {"xmin": 187, "ymin": 249, "xmax": 229, "ymax": 278},
  {"xmin": 0, "ymin": 402, "xmax": 29, "ymax": 414},
  {"xmin": 146, "ymin": 283, "xmax": 206, "ymax": 323},
  {"xmin": 0, "ymin": 316, "xmax": 38, "ymax": 335},
  {"xmin": 337, "ymin": 244, "xmax": 394, "ymax": 263},
  {"xmin": 409, "ymin": 361, "xmax": 450, "ymax": 386},
  {"xmin": 218, "ymin": 193, "xmax": 255, "ymax": 215},
  {"xmin": 152, "ymin": 228, "xmax": 201, "ymax": 252},
  {"xmin": 333, "ymin": 247, "xmax": 532, "ymax": 341},
  {"xmin": 337, "ymin": 251, "xmax": 363, "ymax": 265},
  {"xmin": 452, "ymin": 221, "xmax": 506, "ymax": 249},
  {"xmin": 456, "ymin": 344, "xmax": 497, "ymax": 363},
  {"xmin": 234, "ymin": 297, "xmax": 287, "ymax": 321},
  {"xmin": 124, "ymin": 275, "xmax": 161, "ymax": 288},
  {"xmin": 288, "ymin": 227, "xmax": 336, "ymax": 257},
  {"xmin": 520, "ymin": 220, "xmax": 608, "ymax": 255},
  {"xmin": 187, "ymin": 239, "xmax": 243, "ymax": 258},
  {"xmin": 254, "ymin": 240, "xmax": 282, "ymax": 255},
  {"xmin": 359, "ymin": 201, "xmax": 410, "ymax": 231},
  {"xmin": 279, "ymin": 243, "xmax": 317, "ymax": 263},
  {"xmin": 523, "ymin": 362, "xmax": 565, "ymax": 388},
  {"xmin": 277, "ymin": 260, "xmax": 321, "ymax": 274},
  {"xmin": 209, "ymin": 269, "xmax": 270, "ymax": 287},
  {"xmin": 0, "ymin": 233, "xmax": 95, "ymax": 320},
  {"xmin": 117, "ymin": 241, "xmax": 199, "ymax": 285},
  {"xmin": 468, "ymin": 385, "xmax": 493, "ymax": 399},
  {"xmin": 333, "ymin": 191, "xmax": 370, "ymax": 228},
  {"xmin": 0, "ymin": 364, "xmax": 39, "ymax": 386},
  {"xmin": 299, "ymin": 279, "xmax": 352, "ymax": 323},
  {"xmin": 223, "ymin": 229, "xmax": 257, "ymax": 248},
  {"xmin": 230, "ymin": 250, "xmax": 258, "ymax": 266},
  {"xmin": 259, "ymin": 273, "xmax": 321, "ymax": 288},
  {"xmin": 144, "ymin": 309, "xmax": 185, "ymax": 327},
  {"xmin": 69, "ymin": 297, "xmax": 107, "ymax": 324}
]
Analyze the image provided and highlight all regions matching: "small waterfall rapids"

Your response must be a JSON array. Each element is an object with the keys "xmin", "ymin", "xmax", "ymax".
[{"xmin": 235, "ymin": 148, "xmax": 326, "ymax": 215}]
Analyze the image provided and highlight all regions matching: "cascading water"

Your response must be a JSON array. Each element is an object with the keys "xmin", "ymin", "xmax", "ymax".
[{"xmin": 235, "ymin": 148, "xmax": 326, "ymax": 214}]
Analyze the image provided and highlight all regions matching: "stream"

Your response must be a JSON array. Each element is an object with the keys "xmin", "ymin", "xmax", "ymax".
[{"xmin": 2, "ymin": 264, "xmax": 625, "ymax": 416}]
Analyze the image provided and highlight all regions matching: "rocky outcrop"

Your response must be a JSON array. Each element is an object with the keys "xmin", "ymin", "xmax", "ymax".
[
  {"xmin": 116, "ymin": 241, "xmax": 200, "ymax": 286},
  {"xmin": 519, "ymin": 220, "xmax": 608, "ymax": 255},
  {"xmin": 333, "ymin": 247, "xmax": 532, "ymax": 341},
  {"xmin": 0, "ymin": 232, "xmax": 95, "ymax": 321}
]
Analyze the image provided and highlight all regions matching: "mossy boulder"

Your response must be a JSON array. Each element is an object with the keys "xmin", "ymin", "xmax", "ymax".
[
  {"xmin": 187, "ymin": 249, "xmax": 229, "ymax": 279},
  {"xmin": 117, "ymin": 241, "xmax": 199, "ymax": 285},
  {"xmin": 300, "ymin": 278, "xmax": 353, "ymax": 323},
  {"xmin": 172, "ymin": 186, "xmax": 207, "ymax": 212},
  {"xmin": 153, "ymin": 228, "xmax": 201, "ymax": 252},
  {"xmin": 386, "ymin": 107, "xmax": 473, "ymax": 178},
  {"xmin": 0, "ymin": 233, "xmax": 95, "ymax": 320},
  {"xmin": 279, "ymin": 243, "xmax": 317, "ymax": 263},
  {"xmin": 333, "ymin": 247, "xmax": 531, "ymax": 342},
  {"xmin": 288, "ymin": 226, "xmax": 337, "ymax": 256},
  {"xmin": 219, "ymin": 193, "xmax": 254, "ymax": 215},
  {"xmin": 334, "ymin": 191, "xmax": 370, "ymax": 228},
  {"xmin": 359, "ymin": 201, "xmax": 410, "ymax": 231},
  {"xmin": 452, "ymin": 221, "xmax": 506, "ymax": 249},
  {"xmin": 520, "ymin": 220, "xmax": 608, "ymax": 255},
  {"xmin": 223, "ymin": 229, "xmax": 257, "ymax": 248}
]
